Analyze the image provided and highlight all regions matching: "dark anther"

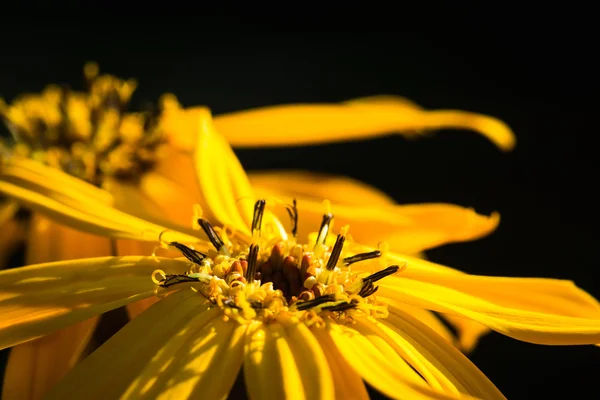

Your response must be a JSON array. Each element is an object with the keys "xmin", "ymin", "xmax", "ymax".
[
  {"xmin": 245, "ymin": 244, "xmax": 260, "ymax": 283},
  {"xmin": 343, "ymin": 250, "xmax": 381, "ymax": 266},
  {"xmin": 197, "ymin": 219, "xmax": 225, "ymax": 250},
  {"xmin": 322, "ymin": 299, "xmax": 359, "ymax": 312},
  {"xmin": 315, "ymin": 213, "xmax": 334, "ymax": 245},
  {"xmin": 249, "ymin": 299, "xmax": 264, "ymax": 309},
  {"xmin": 223, "ymin": 298, "xmax": 242, "ymax": 310},
  {"xmin": 170, "ymin": 242, "xmax": 207, "ymax": 264},
  {"xmin": 252, "ymin": 199, "xmax": 266, "ymax": 233},
  {"xmin": 325, "ymin": 234, "xmax": 346, "ymax": 271},
  {"xmin": 295, "ymin": 293, "xmax": 337, "ymax": 311},
  {"xmin": 358, "ymin": 280, "xmax": 379, "ymax": 297},
  {"xmin": 363, "ymin": 265, "xmax": 401, "ymax": 283},
  {"xmin": 159, "ymin": 274, "xmax": 202, "ymax": 288},
  {"xmin": 285, "ymin": 198, "xmax": 299, "ymax": 237}
]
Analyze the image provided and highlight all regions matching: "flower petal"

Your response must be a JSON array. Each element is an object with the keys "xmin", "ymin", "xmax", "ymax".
[
  {"xmin": 244, "ymin": 322, "xmax": 306, "ymax": 400},
  {"xmin": 0, "ymin": 157, "xmax": 200, "ymax": 243},
  {"xmin": 46, "ymin": 288, "xmax": 212, "ymax": 399},
  {"xmin": 378, "ymin": 277, "xmax": 600, "ymax": 345},
  {"xmin": 327, "ymin": 323, "xmax": 467, "ymax": 400},
  {"xmin": 352, "ymin": 318, "xmax": 462, "ymax": 396},
  {"xmin": 310, "ymin": 327, "xmax": 371, "ymax": 400},
  {"xmin": 279, "ymin": 316, "xmax": 334, "ymax": 400},
  {"xmin": 0, "ymin": 256, "xmax": 189, "ymax": 350},
  {"xmin": 2, "ymin": 318, "xmax": 98, "ymax": 400},
  {"xmin": 249, "ymin": 170, "xmax": 396, "ymax": 207},
  {"xmin": 213, "ymin": 96, "xmax": 516, "ymax": 151},
  {"xmin": 2, "ymin": 213, "xmax": 112, "ymax": 399},
  {"xmin": 381, "ymin": 304, "xmax": 506, "ymax": 400},
  {"xmin": 121, "ymin": 308, "xmax": 230, "ymax": 399},
  {"xmin": 265, "ymin": 191, "xmax": 500, "ymax": 253}
]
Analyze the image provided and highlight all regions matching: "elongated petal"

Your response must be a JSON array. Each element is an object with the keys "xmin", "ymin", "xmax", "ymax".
[
  {"xmin": 261, "ymin": 185, "xmax": 499, "ymax": 253},
  {"xmin": 2, "ymin": 214, "xmax": 111, "ymax": 399},
  {"xmin": 279, "ymin": 316, "xmax": 334, "ymax": 400},
  {"xmin": 352, "ymin": 319, "xmax": 462, "ymax": 396},
  {"xmin": 439, "ymin": 314, "xmax": 490, "ymax": 353},
  {"xmin": 121, "ymin": 308, "xmax": 228, "ymax": 399},
  {"xmin": 2, "ymin": 318, "xmax": 98, "ymax": 400},
  {"xmin": 245, "ymin": 322, "xmax": 306, "ymax": 400},
  {"xmin": 381, "ymin": 304, "xmax": 506, "ymax": 400},
  {"xmin": 310, "ymin": 328, "xmax": 371, "ymax": 400},
  {"xmin": 213, "ymin": 96, "xmax": 516, "ymax": 151},
  {"xmin": 378, "ymin": 277, "xmax": 600, "ymax": 345},
  {"xmin": 0, "ymin": 157, "xmax": 201, "ymax": 243},
  {"xmin": 0, "ymin": 256, "xmax": 190, "ymax": 350},
  {"xmin": 327, "ymin": 323, "xmax": 467, "ymax": 400},
  {"xmin": 47, "ymin": 288, "xmax": 213, "ymax": 399},
  {"xmin": 249, "ymin": 170, "xmax": 396, "ymax": 207}
]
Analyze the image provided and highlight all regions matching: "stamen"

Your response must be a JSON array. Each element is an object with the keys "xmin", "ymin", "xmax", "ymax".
[
  {"xmin": 325, "ymin": 234, "xmax": 346, "ymax": 271},
  {"xmin": 343, "ymin": 250, "xmax": 381, "ymax": 266},
  {"xmin": 322, "ymin": 299, "xmax": 359, "ymax": 312},
  {"xmin": 284, "ymin": 198, "xmax": 299, "ymax": 237},
  {"xmin": 245, "ymin": 244, "xmax": 260, "ymax": 283},
  {"xmin": 315, "ymin": 213, "xmax": 334, "ymax": 246},
  {"xmin": 158, "ymin": 274, "xmax": 202, "ymax": 288},
  {"xmin": 295, "ymin": 293, "xmax": 337, "ymax": 311},
  {"xmin": 363, "ymin": 265, "xmax": 401, "ymax": 283},
  {"xmin": 251, "ymin": 199, "xmax": 266, "ymax": 233},
  {"xmin": 197, "ymin": 218, "xmax": 226, "ymax": 251},
  {"xmin": 358, "ymin": 280, "xmax": 379, "ymax": 297},
  {"xmin": 170, "ymin": 242, "xmax": 207, "ymax": 264}
]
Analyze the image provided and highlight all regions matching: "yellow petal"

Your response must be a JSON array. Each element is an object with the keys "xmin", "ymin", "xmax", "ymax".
[
  {"xmin": 244, "ymin": 322, "xmax": 305, "ymax": 400},
  {"xmin": 439, "ymin": 314, "xmax": 490, "ymax": 353},
  {"xmin": 260, "ymin": 187, "xmax": 500, "ymax": 253},
  {"xmin": 0, "ymin": 198, "xmax": 19, "ymax": 225},
  {"xmin": 352, "ymin": 318, "xmax": 462, "ymax": 396},
  {"xmin": 2, "ymin": 213, "xmax": 112, "ymax": 399},
  {"xmin": 249, "ymin": 170, "xmax": 396, "ymax": 207},
  {"xmin": 0, "ymin": 256, "xmax": 190, "ymax": 350},
  {"xmin": 279, "ymin": 316, "xmax": 334, "ymax": 400},
  {"xmin": 46, "ymin": 289, "xmax": 212, "ymax": 399},
  {"xmin": 400, "ymin": 305, "xmax": 458, "ymax": 348},
  {"xmin": 310, "ymin": 328, "xmax": 371, "ymax": 400},
  {"xmin": 378, "ymin": 277, "xmax": 600, "ymax": 345},
  {"xmin": 2, "ymin": 318, "xmax": 98, "ymax": 400},
  {"xmin": 382, "ymin": 304, "xmax": 506, "ymax": 400},
  {"xmin": 121, "ymin": 308, "xmax": 227, "ymax": 399},
  {"xmin": 0, "ymin": 158, "xmax": 201, "ymax": 243},
  {"xmin": 213, "ymin": 96, "xmax": 516, "ymax": 151},
  {"xmin": 192, "ymin": 108, "xmax": 253, "ymax": 233},
  {"xmin": 327, "ymin": 323, "xmax": 466, "ymax": 400}
]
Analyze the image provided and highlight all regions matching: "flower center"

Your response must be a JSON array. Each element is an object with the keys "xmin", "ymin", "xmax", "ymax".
[
  {"xmin": 0, "ymin": 63, "xmax": 169, "ymax": 186},
  {"xmin": 152, "ymin": 200, "xmax": 402, "ymax": 325}
]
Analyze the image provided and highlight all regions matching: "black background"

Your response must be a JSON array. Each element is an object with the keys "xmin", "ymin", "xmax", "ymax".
[{"xmin": 1, "ymin": 9, "xmax": 598, "ymax": 399}]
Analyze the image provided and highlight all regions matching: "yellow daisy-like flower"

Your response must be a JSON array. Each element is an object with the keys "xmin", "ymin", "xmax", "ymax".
[{"xmin": 0, "ymin": 196, "xmax": 599, "ymax": 400}]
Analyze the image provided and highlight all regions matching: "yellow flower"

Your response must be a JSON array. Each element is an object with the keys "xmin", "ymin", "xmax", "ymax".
[
  {"xmin": 0, "ymin": 65, "xmax": 516, "ymax": 398},
  {"xmin": 0, "ymin": 196, "xmax": 599, "ymax": 400}
]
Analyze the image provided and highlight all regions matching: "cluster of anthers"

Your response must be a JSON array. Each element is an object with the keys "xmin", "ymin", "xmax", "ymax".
[
  {"xmin": 0, "ymin": 63, "xmax": 174, "ymax": 185},
  {"xmin": 151, "ymin": 199, "xmax": 403, "ymax": 326}
]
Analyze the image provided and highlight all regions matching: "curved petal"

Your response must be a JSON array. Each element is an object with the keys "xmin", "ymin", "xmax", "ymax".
[
  {"xmin": 378, "ymin": 277, "xmax": 600, "ymax": 345},
  {"xmin": 260, "ymin": 184, "xmax": 499, "ymax": 253},
  {"xmin": 2, "ymin": 213, "xmax": 111, "ymax": 399},
  {"xmin": 121, "ymin": 309, "xmax": 229, "ymax": 399},
  {"xmin": 46, "ymin": 288, "xmax": 213, "ymax": 399},
  {"xmin": 213, "ymin": 96, "xmax": 516, "ymax": 151},
  {"xmin": 0, "ymin": 160, "xmax": 201, "ymax": 244},
  {"xmin": 327, "ymin": 322, "xmax": 468, "ymax": 400},
  {"xmin": 244, "ymin": 322, "xmax": 305, "ymax": 400},
  {"xmin": 0, "ymin": 256, "xmax": 190, "ymax": 350},
  {"xmin": 310, "ymin": 327, "xmax": 370, "ymax": 400},
  {"xmin": 381, "ymin": 304, "xmax": 506, "ymax": 400},
  {"xmin": 249, "ymin": 170, "xmax": 396, "ymax": 207},
  {"xmin": 279, "ymin": 316, "xmax": 334, "ymax": 400},
  {"xmin": 439, "ymin": 314, "xmax": 490, "ymax": 353}
]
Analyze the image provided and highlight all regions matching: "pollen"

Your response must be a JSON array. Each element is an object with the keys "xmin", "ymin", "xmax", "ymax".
[
  {"xmin": 152, "ymin": 199, "xmax": 401, "ymax": 325},
  {"xmin": 0, "ymin": 63, "xmax": 178, "ymax": 186}
]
